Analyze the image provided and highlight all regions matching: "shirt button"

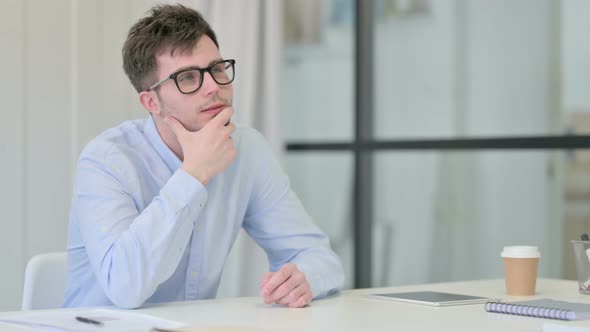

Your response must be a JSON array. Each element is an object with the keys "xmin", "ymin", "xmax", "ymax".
[
  {"xmin": 195, "ymin": 225, "xmax": 202, "ymax": 233},
  {"xmin": 191, "ymin": 271, "xmax": 199, "ymax": 278}
]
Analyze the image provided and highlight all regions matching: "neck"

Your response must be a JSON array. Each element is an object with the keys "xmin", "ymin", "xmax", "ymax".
[{"xmin": 153, "ymin": 116, "xmax": 184, "ymax": 161}]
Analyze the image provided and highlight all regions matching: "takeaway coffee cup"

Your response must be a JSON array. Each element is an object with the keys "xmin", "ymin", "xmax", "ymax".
[{"xmin": 501, "ymin": 246, "xmax": 540, "ymax": 296}]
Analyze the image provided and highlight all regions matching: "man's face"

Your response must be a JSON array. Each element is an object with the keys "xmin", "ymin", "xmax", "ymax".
[{"xmin": 151, "ymin": 36, "xmax": 233, "ymax": 132}]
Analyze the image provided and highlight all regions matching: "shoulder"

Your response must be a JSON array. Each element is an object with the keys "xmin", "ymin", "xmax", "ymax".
[
  {"xmin": 233, "ymin": 124, "xmax": 273, "ymax": 154},
  {"xmin": 79, "ymin": 119, "xmax": 147, "ymax": 163},
  {"xmin": 232, "ymin": 125, "xmax": 280, "ymax": 168},
  {"xmin": 231, "ymin": 124, "xmax": 285, "ymax": 179}
]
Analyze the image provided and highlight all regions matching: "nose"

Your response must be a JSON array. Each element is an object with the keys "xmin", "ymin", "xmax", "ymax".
[{"xmin": 200, "ymin": 72, "xmax": 220, "ymax": 96}]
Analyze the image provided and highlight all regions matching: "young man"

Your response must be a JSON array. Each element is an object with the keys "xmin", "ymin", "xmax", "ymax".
[{"xmin": 63, "ymin": 4, "xmax": 344, "ymax": 309}]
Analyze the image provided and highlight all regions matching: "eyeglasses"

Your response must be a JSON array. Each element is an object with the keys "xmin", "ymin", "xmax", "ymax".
[{"xmin": 146, "ymin": 59, "xmax": 235, "ymax": 94}]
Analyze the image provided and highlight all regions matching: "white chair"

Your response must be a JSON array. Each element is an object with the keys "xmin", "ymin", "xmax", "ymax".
[{"xmin": 22, "ymin": 252, "xmax": 67, "ymax": 310}]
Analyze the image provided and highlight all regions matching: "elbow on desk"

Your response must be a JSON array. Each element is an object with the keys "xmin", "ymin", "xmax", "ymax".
[
  {"xmin": 96, "ymin": 246, "xmax": 157, "ymax": 309},
  {"xmin": 105, "ymin": 286, "xmax": 147, "ymax": 309},
  {"xmin": 100, "ymin": 269, "xmax": 154, "ymax": 309},
  {"xmin": 98, "ymin": 266, "xmax": 151, "ymax": 309}
]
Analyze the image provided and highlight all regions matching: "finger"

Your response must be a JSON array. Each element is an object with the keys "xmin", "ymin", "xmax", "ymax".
[
  {"xmin": 268, "ymin": 271, "xmax": 306, "ymax": 303},
  {"xmin": 223, "ymin": 122, "xmax": 237, "ymax": 137},
  {"xmin": 260, "ymin": 272, "xmax": 273, "ymax": 290},
  {"xmin": 287, "ymin": 292, "xmax": 312, "ymax": 308},
  {"xmin": 261, "ymin": 264, "xmax": 295, "ymax": 297},
  {"xmin": 210, "ymin": 107, "xmax": 234, "ymax": 127},
  {"xmin": 266, "ymin": 275, "xmax": 300, "ymax": 303},
  {"xmin": 260, "ymin": 272, "xmax": 274, "ymax": 302},
  {"xmin": 164, "ymin": 115, "xmax": 188, "ymax": 138},
  {"xmin": 226, "ymin": 139, "xmax": 236, "ymax": 154},
  {"xmin": 276, "ymin": 283, "xmax": 307, "ymax": 305}
]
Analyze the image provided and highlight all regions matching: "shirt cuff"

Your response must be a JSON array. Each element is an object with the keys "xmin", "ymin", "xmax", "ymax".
[
  {"xmin": 160, "ymin": 169, "xmax": 208, "ymax": 216},
  {"xmin": 295, "ymin": 262, "xmax": 326, "ymax": 299}
]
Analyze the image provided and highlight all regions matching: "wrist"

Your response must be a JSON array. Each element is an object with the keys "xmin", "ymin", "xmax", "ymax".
[{"xmin": 181, "ymin": 165, "xmax": 210, "ymax": 185}]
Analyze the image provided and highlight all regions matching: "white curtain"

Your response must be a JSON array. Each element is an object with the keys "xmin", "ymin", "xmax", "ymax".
[{"xmin": 186, "ymin": 0, "xmax": 284, "ymax": 297}]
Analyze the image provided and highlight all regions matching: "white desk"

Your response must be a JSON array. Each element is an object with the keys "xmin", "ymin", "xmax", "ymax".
[{"xmin": 3, "ymin": 279, "xmax": 590, "ymax": 331}]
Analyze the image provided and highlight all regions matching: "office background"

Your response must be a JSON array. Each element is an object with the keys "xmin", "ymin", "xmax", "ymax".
[{"xmin": 1, "ymin": 0, "xmax": 589, "ymax": 311}]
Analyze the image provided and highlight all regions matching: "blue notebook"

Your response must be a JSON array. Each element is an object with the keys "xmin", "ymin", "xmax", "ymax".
[{"xmin": 485, "ymin": 299, "xmax": 590, "ymax": 321}]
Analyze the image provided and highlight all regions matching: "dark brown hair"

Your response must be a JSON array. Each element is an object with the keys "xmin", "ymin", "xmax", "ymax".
[{"xmin": 122, "ymin": 4, "xmax": 219, "ymax": 93}]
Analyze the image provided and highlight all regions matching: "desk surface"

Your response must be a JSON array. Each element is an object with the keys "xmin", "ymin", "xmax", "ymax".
[{"xmin": 4, "ymin": 279, "xmax": 590, "ymax": 331}]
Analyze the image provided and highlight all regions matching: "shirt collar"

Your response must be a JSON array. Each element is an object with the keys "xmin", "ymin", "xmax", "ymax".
[{"xmin": 143, "ymin": 115, "xmax": 182, "ymax": 172}]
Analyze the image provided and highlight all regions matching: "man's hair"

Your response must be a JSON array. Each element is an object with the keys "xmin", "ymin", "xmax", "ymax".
[{"xmin": 122, "ymin": 4, "xmax": 219, "ymax": 93}]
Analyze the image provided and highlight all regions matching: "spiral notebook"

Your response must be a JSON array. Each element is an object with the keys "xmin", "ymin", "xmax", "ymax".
[{"xmin": 485, "ymin": 299, "xmax": 590, "ymax": 321}]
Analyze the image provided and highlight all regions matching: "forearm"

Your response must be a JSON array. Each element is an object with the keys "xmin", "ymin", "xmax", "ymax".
[
  {"xmin": 93, "ymin": 197, "xmax": 196, "ymax": 308},
  {"xmin": 77, "ymin": 169, "xmax": 207, "ymax": 308}
]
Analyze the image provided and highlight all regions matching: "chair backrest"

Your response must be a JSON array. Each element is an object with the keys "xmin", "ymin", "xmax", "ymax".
[{"xmin": 22, "ymin": 252, "xmax": 67, "ymax": 310}]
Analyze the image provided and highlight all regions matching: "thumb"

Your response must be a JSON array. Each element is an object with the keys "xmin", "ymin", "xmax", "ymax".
[{"xmin": 164, "ymin": 115, "xmax": 188, "ymax": 139}]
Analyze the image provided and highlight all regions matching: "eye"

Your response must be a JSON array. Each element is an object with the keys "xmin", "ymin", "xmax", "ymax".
[
  {"xmin": 177, "ymin": 70, "xmax": 198, "ymax": 83},
  {"xmin": 211, "ymin": 63, "xmax": 226, "ymax": 74}
]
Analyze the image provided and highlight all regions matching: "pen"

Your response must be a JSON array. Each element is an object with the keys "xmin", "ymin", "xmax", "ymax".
[{"xmin": 75, "ymin": 316, "xmax": 103, "ymax": 326}]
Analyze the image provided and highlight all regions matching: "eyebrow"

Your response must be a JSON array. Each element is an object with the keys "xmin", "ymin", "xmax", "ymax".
[{"xmin": 172, "ymin": 58, "xmax": 224, "ymax": 73}]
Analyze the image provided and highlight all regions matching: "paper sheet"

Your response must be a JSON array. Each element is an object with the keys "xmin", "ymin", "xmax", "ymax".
[{"xmin": 0, "ymin": 308, "xmax": 186, "ymax": 332}]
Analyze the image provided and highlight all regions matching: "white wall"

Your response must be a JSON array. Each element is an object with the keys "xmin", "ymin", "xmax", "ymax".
[
  {"xmin": 1, "ymin": 0, "xmax": 26, "ymax": 313},
  {"xmin": 0, "ymin": 0, "xmax": 152, "ymax": 310}
]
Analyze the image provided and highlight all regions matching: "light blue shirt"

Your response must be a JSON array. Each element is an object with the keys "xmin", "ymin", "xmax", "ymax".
[{"xmin": 63, "ymin": 116, "xmax": 344, "ymax": 309}]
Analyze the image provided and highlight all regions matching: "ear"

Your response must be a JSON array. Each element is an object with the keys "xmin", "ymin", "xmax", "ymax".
[{"xmin": 139, "ymin": 90, "xmax": 161, "ymax": 116}]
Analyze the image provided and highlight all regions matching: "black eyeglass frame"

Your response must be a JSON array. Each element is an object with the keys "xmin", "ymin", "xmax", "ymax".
[{"xmin": 145, "ymin": 59, "xmax": 236, "ymax": 94}]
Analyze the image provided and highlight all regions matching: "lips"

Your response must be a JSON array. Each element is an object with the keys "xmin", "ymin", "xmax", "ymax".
[{"xmin": 201, "ymin": 104, "xmax": 225, "ymax": 113}]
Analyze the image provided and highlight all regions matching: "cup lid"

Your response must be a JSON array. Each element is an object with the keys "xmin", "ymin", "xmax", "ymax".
[{"xmin": 501, "ymin": 246, "xmax": 540, "ymax": 258}]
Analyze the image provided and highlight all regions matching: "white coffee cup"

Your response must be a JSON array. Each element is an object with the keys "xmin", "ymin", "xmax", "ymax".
[{"xmin": 501, "ymin": 246, "xmax": 540, "ymax": 296}]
